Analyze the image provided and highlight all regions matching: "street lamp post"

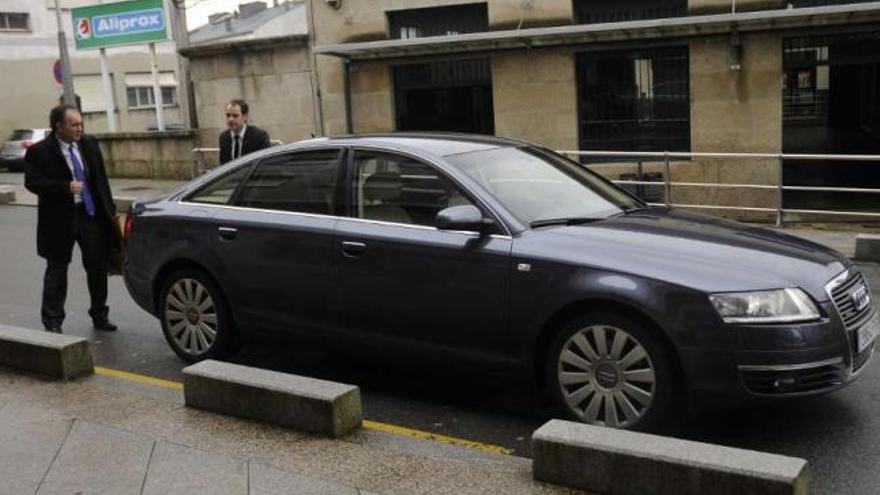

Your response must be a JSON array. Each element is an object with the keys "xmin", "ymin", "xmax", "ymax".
[{"xmin": 54, "ymin": 0, "xmax": 76, "ymax": 106}]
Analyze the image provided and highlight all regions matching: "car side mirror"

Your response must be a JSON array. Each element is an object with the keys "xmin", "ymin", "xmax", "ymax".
[{"xmin": 436, "ymin": 205, "xmax": 493, "ymax": 234}]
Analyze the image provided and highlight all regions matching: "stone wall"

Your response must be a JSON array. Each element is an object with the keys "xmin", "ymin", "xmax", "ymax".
[
  {"xmin": 95, "ymin": 131, "xmax": 199, "ymax": 180},
  {"xmin": 185, "ymin": 38, "xmax": 319, "ymax": 149}
]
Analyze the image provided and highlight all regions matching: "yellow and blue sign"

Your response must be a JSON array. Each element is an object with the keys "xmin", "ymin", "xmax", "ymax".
[{"xmin": 72, "ymin": 0, "xmax": 168, "ymax": 50}]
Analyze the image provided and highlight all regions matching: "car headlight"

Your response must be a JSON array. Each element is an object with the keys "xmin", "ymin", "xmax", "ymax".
[{"xmin": 709, "ymin": 288, "xmax": 820, "ymax": 324}]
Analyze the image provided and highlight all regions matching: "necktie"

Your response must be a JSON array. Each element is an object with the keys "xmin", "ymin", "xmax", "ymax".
[
  {"xmin": 69, "ymin": 143, "xmax": 96, "ymax": 217},
  {"xmin": 233, "ymin": 134, "xmax": 241, "ymax": 159}
]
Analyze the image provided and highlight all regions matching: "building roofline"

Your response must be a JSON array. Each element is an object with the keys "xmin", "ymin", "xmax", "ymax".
[
  {"xmin": 314, "ymin": 1, "xmax": 880, "ymax": 60},
  {"xmin": 179, "ymin": 34, "xmax": 309, "ymax": 57}
]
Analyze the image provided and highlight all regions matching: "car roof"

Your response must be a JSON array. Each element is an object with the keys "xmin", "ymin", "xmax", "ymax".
[{"xmin": 304, "ymin": 132, "xmax": 532, "ymax": 158}]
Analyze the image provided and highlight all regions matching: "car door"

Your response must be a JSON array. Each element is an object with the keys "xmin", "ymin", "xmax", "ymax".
[
  {"xmin": 211, "ymin": 148, "xmax": 344, "ymax": 335},
  {"xmin": 334, "ymin": 149, "xmax": 514, "ymax": 365}
]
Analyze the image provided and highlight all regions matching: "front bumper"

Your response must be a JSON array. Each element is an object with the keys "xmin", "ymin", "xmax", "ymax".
[{"xmin": 682, "ymin": 303, "xmax": 876, "ymax": 401}]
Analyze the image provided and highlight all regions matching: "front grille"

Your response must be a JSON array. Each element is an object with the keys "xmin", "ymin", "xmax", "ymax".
[
  {"xmin": 829, "ymin": 271, "xmax": 873, "ymax": 330},
  {"xmin": 741, "ymin": 364, "xmax": 845, "ymax": 395}
]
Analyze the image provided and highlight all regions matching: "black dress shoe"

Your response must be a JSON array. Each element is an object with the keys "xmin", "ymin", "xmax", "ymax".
[
  {"xmin": 93, "ymin": 319, "xmax": 117, "ymax": 332},
  {"xmin": 45, "ymin": 326, "xmax": 62, "ymax": 334}
]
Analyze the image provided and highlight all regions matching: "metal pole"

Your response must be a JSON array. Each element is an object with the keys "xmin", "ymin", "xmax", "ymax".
[
  {"xmin": 149, "ymin": 42, "xmax": 165, "ymax": 131},
  {"xmin": 169, "ymin": 0, "xmax": 194, "ymax": 128},
  {"xmin": 663, "ymin": 151, "xmax": 671, "ymax": 207},
  {"xmin": 54, "ymin": 0, "xmax": 75, "ymax": 106},
  {"xmin": 343, "ymin": 59, "xmax": 353, "ymax": 134},
  {"xmin": 776, "ymin": 153, "xmax": 784, "ymax": 227},
  {"xmin": 99, "ymin": 48, "xmax": 117, "ymax": 131}
]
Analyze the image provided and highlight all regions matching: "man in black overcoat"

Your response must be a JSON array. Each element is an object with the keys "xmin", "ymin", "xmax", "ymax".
[
  {"xmin": 218, "ymin": 98, "xmax": 271, "ymax": 164},
  {"xmin": 25, "ymin": 104, "xmax": 118, "ymax": 333}
]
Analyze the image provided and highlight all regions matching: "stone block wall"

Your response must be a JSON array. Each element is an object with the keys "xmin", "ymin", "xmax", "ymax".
[{"xmin": 95, "ymin": 131, "xmax": 199, "ymax": 180}]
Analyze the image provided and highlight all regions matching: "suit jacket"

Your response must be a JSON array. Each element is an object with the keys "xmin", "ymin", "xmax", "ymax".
[
  {"xmin": 24, "ymin": 133, "xmax": 117, "ymax": 262},
  {"xmin": 219, "ymin": 125, "xmax": 271, "ymax": 164}
]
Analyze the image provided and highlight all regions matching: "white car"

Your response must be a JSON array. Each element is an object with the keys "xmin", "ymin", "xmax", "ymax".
[{"xmin": 1, "ymin": 128, "xmax": 50, "ymax": 172}]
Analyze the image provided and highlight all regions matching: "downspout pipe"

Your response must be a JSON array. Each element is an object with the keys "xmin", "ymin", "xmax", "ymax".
[{"xmin": 343, "ymin": 58, "xmax": 353, "ymax": 134}]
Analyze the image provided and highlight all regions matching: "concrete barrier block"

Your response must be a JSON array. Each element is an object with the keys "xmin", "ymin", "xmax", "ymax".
[
  {"xmin": 855, "ymin": 234, "xmax": 880, "ymax": 262},
  {"xmin": 532, "ymin": 420, "xmax": 808, "ymax": 495},
  {"xmin": 0, "ymin": 186, "xmax": 15, "ymax": 204},
  {"xmin": 183, "ymin": 360, "xmax": 363, "ymax": 438},
  {"xmin": 0, "ymin": 324, "xmax": 94, "ymax": 380}
]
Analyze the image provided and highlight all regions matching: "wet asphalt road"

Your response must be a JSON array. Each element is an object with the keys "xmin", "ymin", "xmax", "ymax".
[{"xmin": 1, "ymin": 204, "xmax": 879, "ymax": 494}]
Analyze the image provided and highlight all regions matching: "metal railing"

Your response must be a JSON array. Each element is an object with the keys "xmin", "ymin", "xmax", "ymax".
[
  {"xmin": 189, "ymin": 144, "xmax": 880, "ymax": 226},
  {"xmin": 558, "ymin": 150, "xmax": 880, "ymax": 226}
]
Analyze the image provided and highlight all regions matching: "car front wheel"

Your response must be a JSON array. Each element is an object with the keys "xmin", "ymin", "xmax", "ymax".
[
  {"xmin": 545, "ymin": 312, "xmax": 679, "ymax": 431},
  {"xmin": 159, "ymin": 269, "xmax": 237, "ymax": 363}
]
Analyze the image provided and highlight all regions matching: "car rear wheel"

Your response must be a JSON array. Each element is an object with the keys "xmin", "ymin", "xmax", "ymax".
[
  {"xmin": 545, "ymin": 312, "xmax": 679, "ymax": 431},
  {"xmin": 159, "ymin": 269, "xmax": 237, "ymax": 363}
]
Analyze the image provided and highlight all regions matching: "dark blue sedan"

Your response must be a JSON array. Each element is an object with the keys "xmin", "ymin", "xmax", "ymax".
[{"xmin": 123, "ymin": 133, "xmax": 877, "ymax": 430}]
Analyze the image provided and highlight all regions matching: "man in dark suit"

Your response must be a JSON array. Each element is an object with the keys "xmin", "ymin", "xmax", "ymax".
[
  {"xmin": 218, "ymin": 99, "xmax": 271, "ymax": 164},
  {"xmin": 25, "ymin": 105, "xmax": 118, "ymax": 333}
]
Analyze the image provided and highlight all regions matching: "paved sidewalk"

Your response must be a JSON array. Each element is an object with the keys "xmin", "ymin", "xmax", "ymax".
[
  {"xmin": 0, "ymin": 365, "xmax": 578, "ymax": 495},
  {"xmin": 0, "ymin": 172, "xmax": 185, "ymax": 208}
]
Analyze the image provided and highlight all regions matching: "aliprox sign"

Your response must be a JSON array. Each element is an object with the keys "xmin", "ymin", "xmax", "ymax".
[{"xmin": 72, "ymin": 0, "xmax": 168, "ymax": 50}]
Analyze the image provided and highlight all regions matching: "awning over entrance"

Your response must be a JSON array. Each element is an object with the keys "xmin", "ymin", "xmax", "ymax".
[{"xmin": 314, "ymin": 2, "xmax": 880, "ymax": 61}]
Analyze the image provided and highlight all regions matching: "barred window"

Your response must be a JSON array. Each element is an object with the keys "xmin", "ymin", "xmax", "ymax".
[
  {"xmin": 388, "ymin": 3, "xmax": 488, "ymax": 39},
  {"xmin": 573, "ymin": 0, "xmax": 686, "ymax": 24},
  {"xmin": 576, "ymin": 47, "xmax": 690, "ymax": 154},
  {"xmin": 0, "ymin": 12, "xmax": 29, "ymax": 31}
]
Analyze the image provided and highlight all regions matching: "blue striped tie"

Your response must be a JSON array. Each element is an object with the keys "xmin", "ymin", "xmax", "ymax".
[{"xmin": 69, "ymin": 144, "xmax": 96, "ymax": 217}]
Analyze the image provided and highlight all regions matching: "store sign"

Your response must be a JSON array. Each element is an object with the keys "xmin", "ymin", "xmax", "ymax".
[{"xmin": 72, "ymin": 0, "xmax": 167, "ymax": 50}]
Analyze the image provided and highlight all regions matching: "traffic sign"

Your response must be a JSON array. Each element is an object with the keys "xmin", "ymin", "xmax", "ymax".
[
  {"xmin": 53, "ymin": 59, "xmax": 63, "ymax": 85},
  {"xmin": 71, "ymin": 0, "xmax": 168, "ymax": 50}
]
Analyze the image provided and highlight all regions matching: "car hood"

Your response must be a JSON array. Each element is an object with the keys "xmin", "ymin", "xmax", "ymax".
[{"xmin": 529, "ymin": 209, "xmax": 849, "ymax": 301}]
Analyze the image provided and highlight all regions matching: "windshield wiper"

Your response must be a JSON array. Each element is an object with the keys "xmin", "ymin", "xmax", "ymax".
[{"xmin": 530, "ymin": 217, "xmax": 604, "ymax": 228}]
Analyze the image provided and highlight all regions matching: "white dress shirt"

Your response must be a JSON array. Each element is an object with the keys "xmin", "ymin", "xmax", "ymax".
[{"xmin": 57, "ymin": 138, "xmax": 86, "ymax": 204}]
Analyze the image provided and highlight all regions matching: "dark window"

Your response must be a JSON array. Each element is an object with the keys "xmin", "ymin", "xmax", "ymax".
[
  {"xmin": 8, "ymin": 130, "xmax": 33, "ymax": 141},
  {"xmin": 352, "ymin": 151, "xmax": 476, "ymax": 227},
  {"xmin": 388, "ymin": 3, "xmax": 488, "ymax": 39},
  {"xmin": 0, "ymin": 12, "xmax": 29, "ymax": 30},
  {"xmin": 573, "ymin": 0, "xmax": 686, "ymax": 24},
  {"xmin": 236, "ymin": 150, "xmax": 341, "ymax": 215},
  {"xmin": 785, "ymin": 0, "xmax": 876, "ymax": 7},
  {"xmin": 188, "ymin": 165, "xmax": 253, "ymax": 205},
  {"xmin": 576, "ymin": 47, "xmax": 690, "ymax": 154},
  {"xmin": 394, "ymin": 59, "xmax": 495, "ymax": 134}
]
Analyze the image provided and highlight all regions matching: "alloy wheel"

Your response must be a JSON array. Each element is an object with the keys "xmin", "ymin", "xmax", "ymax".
[{"xmin": 164, "ymin": 278, "xmax": 218, "ymax": 356}]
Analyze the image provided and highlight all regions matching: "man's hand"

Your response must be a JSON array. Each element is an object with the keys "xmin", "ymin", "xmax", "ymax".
[{"xmin": 70, "ymin": 181, "xmax": 84, "ymax": 194}]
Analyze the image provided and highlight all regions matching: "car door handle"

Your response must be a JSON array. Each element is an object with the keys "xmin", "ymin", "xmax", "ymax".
[
  {"xmin": 341, "ymin": 241, "xmax": 366, "ymax": 257},
  {"xmin": 218, "ymin": 226, "xmax": 238, "ymax": 241}
]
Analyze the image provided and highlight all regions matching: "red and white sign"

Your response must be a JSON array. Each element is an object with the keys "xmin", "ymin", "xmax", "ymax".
[{"xmin": 75, "ymin": 17, "xmax": 92, "ymax": 40}]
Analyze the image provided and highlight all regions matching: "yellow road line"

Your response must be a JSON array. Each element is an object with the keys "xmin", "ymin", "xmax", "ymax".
[
  {"xmin": 93, "ymin": 366, "xmax": 513, "ymax": 456},
  {"xmin": 94, "ymin": 366, "xmax": 183, "ymax": 390}
]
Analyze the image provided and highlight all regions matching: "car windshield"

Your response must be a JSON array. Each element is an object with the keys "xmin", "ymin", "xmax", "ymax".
[{"xmin": 445, "ymin": 146, "xmax": 644, "ymax": 226}]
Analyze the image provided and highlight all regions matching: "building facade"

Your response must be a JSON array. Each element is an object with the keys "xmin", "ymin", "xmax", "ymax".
[
  {"xmin": 0, "ymin": 0, "xmax": 182, "ymax": 141},
  {"xmin": 309, "ymin": 0, "xmax": 880, "ymax": 219}
]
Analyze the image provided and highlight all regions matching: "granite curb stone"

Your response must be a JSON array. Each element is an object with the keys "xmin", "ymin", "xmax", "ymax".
[
  {"xmin": 183, "ymin": 360, "xmax": 363, "ymax": 438},
  {"xmin": 532, "ymin": 419, "xmax": 809, "ymax": 495},
  {"xmin": 0, "ymin": 323, "xmax": 93, "ymax": 379}
]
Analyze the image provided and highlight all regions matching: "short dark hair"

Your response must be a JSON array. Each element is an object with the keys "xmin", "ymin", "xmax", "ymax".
[
  {"xmin": 49, "ymin": 104, "xmax": 79, "ymax": 132},
  {"xmin": 227, "ymin": 98, "xmax": 249, "ymax": 115}
]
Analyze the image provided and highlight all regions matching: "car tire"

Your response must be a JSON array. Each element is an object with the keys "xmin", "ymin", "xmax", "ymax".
[
  {"xmin": 545, "ymin": 312, "xmax": 680, "ymax": 431},
  {"xmin": 158, "ymin": 269, "xmax": 238, "ymax": 363}
]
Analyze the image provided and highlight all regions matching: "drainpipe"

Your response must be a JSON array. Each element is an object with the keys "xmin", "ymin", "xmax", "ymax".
[{"xmin": 343, "ymin": 58, "xmax": 353, "ymax": 134}]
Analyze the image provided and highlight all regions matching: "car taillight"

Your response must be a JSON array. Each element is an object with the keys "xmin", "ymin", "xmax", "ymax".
[
  {"xmin": 123, "ymin": 214, "xmax": 134, "ymax": 239},
  {"xmin": 20, "ymin": 140, "xmax": 34, "ymax": 149}
]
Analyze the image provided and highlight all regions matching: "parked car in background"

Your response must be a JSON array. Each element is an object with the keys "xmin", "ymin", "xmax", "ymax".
[
  {"xmin": 122, "ymin": 133, "xmax": 877, "ymax": 431},
  {"xmin": 1, "ymin": 128, "xmax": 50, "ymax": 172}
]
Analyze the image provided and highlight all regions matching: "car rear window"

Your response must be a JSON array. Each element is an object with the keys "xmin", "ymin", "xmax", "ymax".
[{"xmin": 8, "ymin": 130, "xmax": 32, "ymax": 141}]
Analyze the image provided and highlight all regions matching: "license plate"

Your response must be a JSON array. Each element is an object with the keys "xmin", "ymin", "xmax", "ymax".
[{"xmin": 857, "ymin": 313, "xmax": 880, "ymax": 354}]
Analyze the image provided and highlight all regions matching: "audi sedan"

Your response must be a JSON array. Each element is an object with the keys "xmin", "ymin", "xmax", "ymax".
[{"xmin": 123, "ymin": 133, "xmax": 877, "ymax": 430}]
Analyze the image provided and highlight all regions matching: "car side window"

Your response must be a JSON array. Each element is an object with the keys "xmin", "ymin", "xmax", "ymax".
[
  {"xmin": 352, "ymin": 151, "xmax": 477, "ymax": 227},
  {"xmin": 188, "ymin": 165, "xmax": 252, "ymax": 205},
  {"xmin": 235, "ymin": 150, "xmax": 341, "ymax": 215}
]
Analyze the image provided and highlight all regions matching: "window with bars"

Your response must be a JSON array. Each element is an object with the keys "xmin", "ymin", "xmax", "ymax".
[
  {"xmin": 387, "ymin": 3, "xmax": 488, "ymax": 39},
  {"xmin": 573, "ymin": 0, "xmax": 686, "ymax": 24},
  {"xmin": 126, "ymin": 86, "xmax": 177, "ymax": 109},
  {"xmin": 0, "ymin": 12, "xmax": 28, "ymax": 30},
  {"xmin": 576, "ymin": 47, "xmax": 690, "ymax": 155}
]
